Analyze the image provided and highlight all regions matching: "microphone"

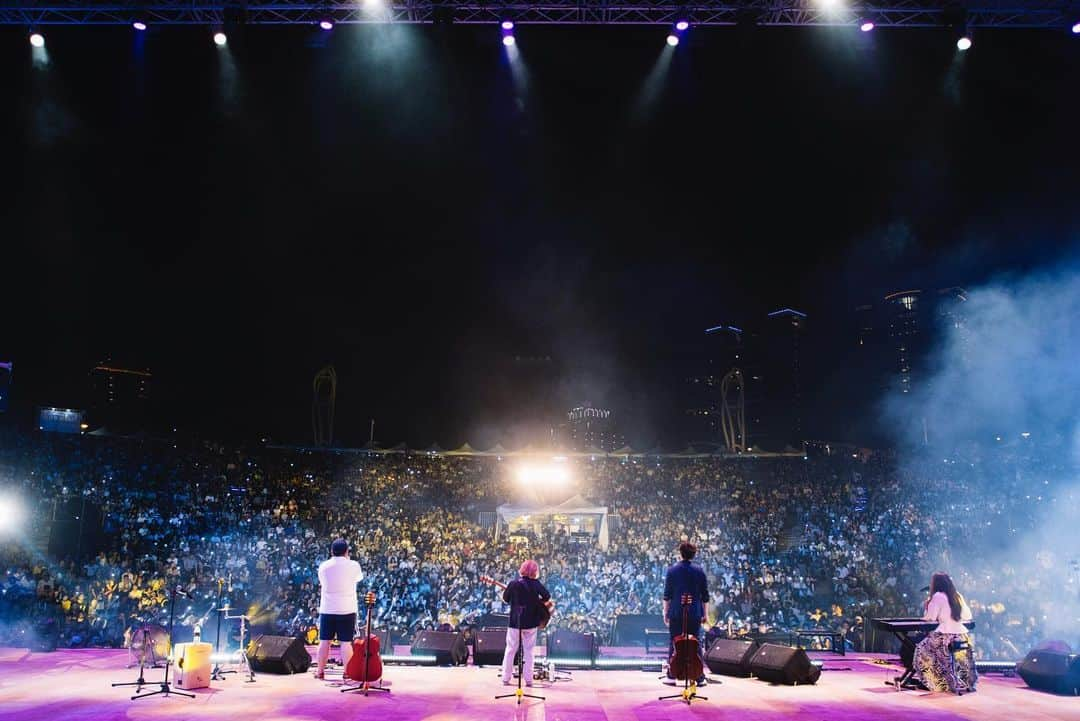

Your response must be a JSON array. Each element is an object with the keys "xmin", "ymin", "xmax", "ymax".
[{"xmin": 919, "ymin": 586, "xmax": 930, "ymax": 593}]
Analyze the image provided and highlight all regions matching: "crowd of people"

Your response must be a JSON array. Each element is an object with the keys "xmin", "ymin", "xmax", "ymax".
[{"xmin": 1, "ymin": 425, "xmax": 1076, "ymax": 661}]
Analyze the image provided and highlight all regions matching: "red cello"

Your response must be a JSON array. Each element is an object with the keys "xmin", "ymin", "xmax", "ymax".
[
  {"xmin": 662, "ymin": 593, "xmax": 706, "ymax": 704},
  {"xmin": 344, "ymin": 591, "xmax": 385, "ymax": 694}
]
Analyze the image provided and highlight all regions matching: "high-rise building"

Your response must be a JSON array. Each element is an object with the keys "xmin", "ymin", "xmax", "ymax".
[
  {"xmin": 0, "ymin": 361, "xmax": 11, "ymax": 413},
  {"xmin": 882, "ymin": 287, "xmax": 967, "ymax": 397},
  {"xmin": 559, "ymin": 403, "xmax": 622, "ymax": 452},
  {"xmin": 684, "ymin": 325, "xmax": 746, "ymax": 444},
  {"xmin": 89, "ymin": 361, "xmax": 151, "ymax": 429},
  {"xmin": 759, "ymin": 308, "xmax": 807, "ymax": 450}
]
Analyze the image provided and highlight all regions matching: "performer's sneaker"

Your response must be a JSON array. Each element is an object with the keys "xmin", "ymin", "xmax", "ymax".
[{"xmin": 696, "ymin": 677, "xmax": 708, "ymax": 686}]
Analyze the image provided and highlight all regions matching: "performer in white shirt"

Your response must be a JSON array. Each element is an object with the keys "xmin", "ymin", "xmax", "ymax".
[
  {"xmin": 314, "ymin": 538, "xmax": 363, "ymax": 680},
  {"xmin": 914, "ymin": 571, "xmax": 976, "ymax": 693}
]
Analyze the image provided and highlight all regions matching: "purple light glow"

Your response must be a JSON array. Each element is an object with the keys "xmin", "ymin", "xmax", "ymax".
[
  {"xmin": 133, "ymin": 21, "xmax": 148, "ymax": 31},
  {"xmin": 860, "ymin": 21, "xmax": 874, "ymax": 32},
  {"xmin": 675, "ymin": 20, "xmax": 689, "ymax": 31},
  {"xmin": 1072, "ymin": 22, "xmax": 1080, "ymax": 34},
  {"xmin": 319, "ymin": 20, "xmax": 334, "ymax": 30},
  {"xmin": 503, "ymin": 35, "xmax": 515, "ymax": 47},
  {"xmin": 501, "ymin": 20, "xmax": 515, "ymax": 30}
]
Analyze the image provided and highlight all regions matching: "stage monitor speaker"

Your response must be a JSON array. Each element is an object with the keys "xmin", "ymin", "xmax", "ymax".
[
  {"xmin": 474, "ymin": 629, "xmax": 508, "ymax": 666},
  {"xmin": 706, "ymin": 638, "xmax": 759, "ymax": 677},
  {"xmin": 411, "ymin": 631, "xmax": 468, "ymax": 665},
  {"xmin": 246, "ymin": 635, "xmax": 312, "ymax": 674},
  {"xmin": 547, "ymin": 628, "xmax": 596, "ymax": 662},
  {"xmin": 749, "ymin": 643, "xmax": 821, "ymax": 685},
  {"xmin": 1017, "ymin": 649, "xmax": 1080, "ymax": 695}
]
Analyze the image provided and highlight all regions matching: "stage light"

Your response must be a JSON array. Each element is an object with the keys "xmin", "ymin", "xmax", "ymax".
[
  {"xmin": 957, "ymin": 35, "xmax": 972, "ymax": 50},
  {"xmin": 319, "ymin": 19, "xmax": 335, "ymax": 30},
  {"xmin": 516, "ymin": 462, "xmax": 570, "ymax": 487},
  {"xmin": 666, "ymin": 34, "xmax": 679, "ymax": 47},
  {"xmin": 860, "ymin": 21, "xmax": 874, "ymax": 32},
  {"xmin": 502, "ymin": 35, "xmax": 516, "ymax": 47},
  {"xmin": 133, "ymin": 21, "xmax": 147, "ymax": 31},
  {"xmin": 675, "ymin": 20, "xmax": 690, "ymax": 31},
  {"xmin": 214, "ymin": 31, "xmax": 228, "ymax": 46},
  {"xmin": 501, "ymin": 20, "xmax": 515, "ymax": 30},
  {"xmin": 0, "ymin": 493, "xmax": 24, "ymax": 534},
  {"xmin": 29, "ymin": 32, "xmax": 45, "ymax": 48},
  {"xmin": 818, "ymin": 0, "xmax": 844, "ymax": 13},
  {"xmin": 1072, "ymin": 22, "xmax": 1080, "ymax": 34}
]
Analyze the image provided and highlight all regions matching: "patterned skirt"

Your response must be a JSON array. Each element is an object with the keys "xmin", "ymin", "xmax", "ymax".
[{"xmin": 914, "ymin": 631, "xmax": 977, "ymax": 693}]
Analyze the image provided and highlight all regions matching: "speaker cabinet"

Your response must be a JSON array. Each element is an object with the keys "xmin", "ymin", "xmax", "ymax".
[
  {"xmin": 749, "ymin": 643, "xmax": 821, "ymax": 685},
  {"xmin": 706, "ymin": 638, "xmax": 759, "ymax": 677},
  {"xmin": 246, "ymin": 635, "xmax": 312, "ymax": 674},
  {"xmin": 474, "ymin": 629, "xmax": 508, "ymax": 666},
  {"xmin": 546, "ymin": 628, "xmax": 596, "ymax": 662},
  {"xmin": 411, "ymin": 631, "xmax": 468, "ymax": 665},
  {"xmin": 1017, "ymin": 649, "xmax": 1080, "ymax": 695}
]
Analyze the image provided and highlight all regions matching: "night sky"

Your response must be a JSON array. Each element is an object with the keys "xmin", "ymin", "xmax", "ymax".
[{"xmin": 2, "ymin": 24, "xmax": 1078, "ymax": 446}]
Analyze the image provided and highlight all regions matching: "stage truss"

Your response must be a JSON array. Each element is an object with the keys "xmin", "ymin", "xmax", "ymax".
[{"xmin": 0, "ymin": 1, "xmax": 1075, "ymax": 29}]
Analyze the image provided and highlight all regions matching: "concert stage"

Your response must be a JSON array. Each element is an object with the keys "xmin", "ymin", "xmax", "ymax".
[{"xmin": 1, "ymin": 647, "xmax": 1077, "ymax": 721}]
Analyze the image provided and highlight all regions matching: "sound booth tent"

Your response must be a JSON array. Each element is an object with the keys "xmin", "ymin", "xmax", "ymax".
[{"xmin": 495, "ymin": 495, "xmax": 610, "ymax": 550}]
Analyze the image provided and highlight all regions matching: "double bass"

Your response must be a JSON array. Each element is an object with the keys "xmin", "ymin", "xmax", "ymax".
[
  {"xmin": 668, "ymin": 593, "xmax": 704, "ymax": 683},
  {"xmin": 345, "ymin": 591, "xmax": 384, "ymax": 690}
]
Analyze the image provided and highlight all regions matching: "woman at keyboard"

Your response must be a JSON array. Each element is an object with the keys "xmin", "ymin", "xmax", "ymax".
[{"xmin": 914, "ymin": 571, "xmax": 977, "ymax": 693}]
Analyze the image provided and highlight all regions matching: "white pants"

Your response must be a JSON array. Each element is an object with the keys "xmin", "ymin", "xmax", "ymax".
[{"xmin": 501, "ymin": 626, "xmax": 538, "ymax": 684}]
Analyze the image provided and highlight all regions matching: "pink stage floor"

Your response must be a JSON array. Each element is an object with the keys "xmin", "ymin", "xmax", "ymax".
[{"xmin": 1, "ymin": 646, "xmax": 1077, "ymax": 721}]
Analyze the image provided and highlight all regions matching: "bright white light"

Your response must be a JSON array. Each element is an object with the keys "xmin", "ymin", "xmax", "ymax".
[
  {"xmin": 675, "ymin": 20, "xmax": 689, "ymax": 31},
  {"xmin": 0, "ymin": 494, "xmax": 24, "ymax": 534},
  {"xmin": 666, "ymin": 34, "xmax": 679, "ymax": 47},
  {"xmin": 503, "ymin": 35, "xmax": 515, "ymax": 47},
  {"xmin": 516, "ymin": 463, "xmax": 570, "ymax": 487},
  {"xmin": 501, "ymin": 20, "xmax": 515, "ymax": 31},
  {"xmin": 214, "ymin": 32, "xmax": 227, "ymax": 46},
  {"xmin": 860, "ymin": 21, "xmax": 874, "ymax": 32},
  {"xmin": 363, "ymin": 0, "xmax": 384, "ymax": 10},
  {"xmin": 30, "ymin": 32, "xmax": 45, "ymax": 48},
  {"xmin": 818, "ymin": 0, "xmax": 844, "ymax": 13},
  {"xmin": 957, "ymin": 36, "xmax": 972, "ymax": 51},
  {"xmin": 133, "ymin": 21, "xmax": 148, "ymax": 31},
  {"xmin": 1072, "ymin": 22, "xmax": 1080, "ymax": 34}
]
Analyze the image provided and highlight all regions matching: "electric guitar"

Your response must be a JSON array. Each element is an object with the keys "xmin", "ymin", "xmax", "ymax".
[{"xmin": 479, "ymin": 575, "xmax": 554, "ymax": 629}]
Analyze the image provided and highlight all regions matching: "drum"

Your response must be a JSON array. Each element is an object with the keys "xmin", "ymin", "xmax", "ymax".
[{"xmin": 128, "ymin": 623, "xmax": 170, "ymax": 668}]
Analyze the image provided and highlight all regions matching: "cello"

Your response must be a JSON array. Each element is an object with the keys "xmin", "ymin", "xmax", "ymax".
[
  {"xmin": 662, "ymin": 593, "xmax": 707, "ymax": 704},
  {"xmin": 344, "ymin": 591, "xmax": 386, "ymax": 694}
]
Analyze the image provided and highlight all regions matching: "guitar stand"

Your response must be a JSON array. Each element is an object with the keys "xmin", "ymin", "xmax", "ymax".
[
  {"xmin": 112, "ymin": 622, "xmax": 159, "ymax": 692},
  {"xmin": 496, "ymin": 623, "xmax": 544, "ymax": 705},
  {"xmin": 659, "ymin": 596, "xmax": 707, "ymax": 706}
]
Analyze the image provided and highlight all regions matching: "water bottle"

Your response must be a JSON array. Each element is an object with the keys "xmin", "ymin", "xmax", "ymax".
[{"xmin": 194, "ymin": 624, "xmax": 202, "ymax": 643}]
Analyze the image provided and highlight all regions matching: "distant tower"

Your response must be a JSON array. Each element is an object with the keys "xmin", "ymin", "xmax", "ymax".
[
  {"xmin": 312, "ymin": 365, "xmax": 337, "ymax": 447},
  {"xmin": 720, "ymin": 368, "xmax": 747, "ymax": 452}
]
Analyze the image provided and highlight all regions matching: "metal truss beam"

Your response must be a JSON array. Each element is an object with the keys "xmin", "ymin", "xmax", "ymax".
[{"xmin": 0, "ymin": 1, "xmax": 1075, "ymax": 29}]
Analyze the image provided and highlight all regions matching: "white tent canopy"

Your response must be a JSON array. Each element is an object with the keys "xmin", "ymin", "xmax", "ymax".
[{"xmin": 495, "ymin": 494, "xmax": 610, "ymax": 549}]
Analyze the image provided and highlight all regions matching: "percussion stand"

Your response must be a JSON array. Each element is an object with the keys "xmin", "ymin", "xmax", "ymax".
[
  {"xmin": 226, "ymin": 609, "xmax": 256, "ymax": 682},
  {"xmin": 132, "ymin": 586, "xmax": 195, "ymax": 701},
  {"xmin": 210, "ymin": 580, "xmax": 236, "ymax": 681},
  {"xmin": 112, "ymin": 620, "xmax": 157, "ymax": 691}
]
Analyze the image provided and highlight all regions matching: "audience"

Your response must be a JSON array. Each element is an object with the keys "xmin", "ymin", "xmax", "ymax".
[{"xmin": 0, "ymin": 427, "xmax": 1075, "ymax": 660}]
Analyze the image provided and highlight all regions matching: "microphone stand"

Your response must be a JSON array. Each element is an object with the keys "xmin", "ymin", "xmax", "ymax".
[
  {"xmin": 132, "ymin": 585, "xmax": 195, "ymax": 701},
  {"xmin": 495, "ymin": 600, "xmax": 544, "ymax": 705},
  {"xmin": 211, "ymin": 577, "xmax": 235, "ymax": 681}
]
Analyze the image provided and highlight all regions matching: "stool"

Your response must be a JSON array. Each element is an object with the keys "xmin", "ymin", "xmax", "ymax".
[{"xmin": 947, "ymin": 638, "xmax": 972, "ymax": 695}]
